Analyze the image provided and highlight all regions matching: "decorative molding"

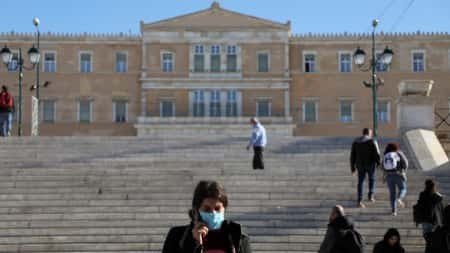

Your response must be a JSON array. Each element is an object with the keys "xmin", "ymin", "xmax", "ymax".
[{"xmin": 142, "ymin": 81, "xmax": 290, "ymax": 90}]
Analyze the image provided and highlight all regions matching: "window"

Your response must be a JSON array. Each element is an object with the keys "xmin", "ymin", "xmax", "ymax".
[
  {"xmin": 41, "ymin": 100, "xmax": 56, "ymax": 123},
  {"xmin": 226, "ymin": 90, "xmax": 238, "ymax": 117},
  {"xmin": 256, "ymin": 100, "xmax": 271, "ymax": 117},
  {"xmin": 227, "ymin": 45, "xmax": 237, "ymax": 72},
  {"xmin": 210, "ymin": 90, "xmax": 221, "ymax": 117},
  {"xmin": 375, "ymin": 52, "xmax": 388, "ymax": 72},
  {"xmin": 377, "ymin": 100, "xmax": 390, "ymax": 123},
  {"xmin": 258, "ymin": 53, "xmax": 269, "ymax": 72},
  {"xmin": 113, "ymin": 100, "xmax": 127, "ymax": 123},
  {"xmin": 78, "ymin": 100, "xmax": 92, "ymax": 123},
  {"xmin": 80, "ymin": 52, "xmax": 92, "ymax": 73},
  {"xmin": 210, "ymin": 45, "xmax": 221, "ymax": 73},
  {"xmin": 194, "ymin": 45, "xmax": 205, "ymax": 72},
  {"xmin": 339, "ymin": 52, "xmax": 352, "ymax": 73},
  {"xmin": 340, "ymin": 101, "xmax": 353, "ymax": 122},
  {"xmin": 43, "ymin": 52, "xmax": 56, "ymax": 73},
  {"xmin": 303, "ymin": 53, "xmax": 316, "ymax": 73},
  {"xmin": 162, "ymin": 52, "xmax": 173, "ymax": 73},
  {"xmin": 7, "ymin": 51, "xmax": 19, "ymax": 72},
  {"xmin": 193, "ymin": 90, "xmax": 205, "ymax": 117},
  {"xmin": 160, "ymin": 100, "xmax": 175, "ymax": 117},
  {"xmin": 412, "ymin": 51, "xmax": 425, "ymax": 72},
  {"xmin": 303, "ymin": 100, "xmax": 318, "ymax": 123},
  {"xmin": 115, "ymin": 52, "xmax": 127, "ymax": 73}
]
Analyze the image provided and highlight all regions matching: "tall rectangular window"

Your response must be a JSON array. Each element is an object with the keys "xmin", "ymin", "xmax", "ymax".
[
  {"xmin": 160, "ymin": 100, "xmax": 175, "ymax": 117},
  {"xmin": 256, "ymin": 100, "xmax": 271, "ymax": 117},
  {"xmin": 377, "ymin": 100, "xmax": 390, "ymax": 123},
  {"xmin": 80, "ymin": 52, "xmax": 92, "ymax": 73},
  {"xmin": 304, "ymin": 53, "xmax": 316, "ymax": 73},
  {"xmin": 258, "ymin": 53, "xmax": 269, "ymax": 72},
  {"xmin": 210, "ymin": 45, "xmax": 221, "ymax": 73},
  {"xmin": 115, "ymin": 52, "xmax": 127, "ymax": 73},
  {"xmin": 7, "ymin": 51, "xmax": 19, "ymax": 72},
  {"xmin": 340, "ymin": 101, "xmax": 353, "ymax": 122},
  {"xmin": 41, "ymin": 100, "xmax": 56, "ymax": 123},
  {"xmin": 227, "ymin": 45, "xmax": 237, "ymax": 72},
  {"xmin": 376, "ymin": 52, "xmax": 388, "ymax": 72},
  {"xmin": 412, "ymin": 51, "xmax": 425, "ymax": 72},
  {"xmin": 210, "ymin": 90, "xmax": 221, "ymax": 117},
  {"xmin": 303, "ymin": 100, "xmax": 317, "ymax": 123},
  {"xmin": 339, "ymin": 52, "xmax": 352, "ymax": 72},
  {"xmin": 78, "ymin": 100, "xmax": 92, "ymax": 123},
  {"xmin": 113, "ymin": 101, "xmax": 127, "ymax": 123},
  {"xmin": 226, "ymin": 90, "xmax": 238, "ymax": 117},
  {"xmin": 43, "ymin": 52, "xmax": 56, "ymax": 73},
  {"xmin": 193, "ymin": 90, "xmax": 205, "ymax": 117},
  {"xmin": 162, "ymin": 52, "xmax": 173, "ymax": 73},
  {"xmin": 194, "ymin": 45, "xmax": 205, "ymax": 72}
]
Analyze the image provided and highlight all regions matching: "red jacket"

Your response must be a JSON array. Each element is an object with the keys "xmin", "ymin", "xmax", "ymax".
[{"xmin": 0, "ymin": 92, "xmax": 14, "ymax": 112}]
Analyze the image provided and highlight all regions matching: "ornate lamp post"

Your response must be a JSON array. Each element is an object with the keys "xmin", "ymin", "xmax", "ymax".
[
  {"xmin": 353, "ymin": 19, "xmax": 394, "ymax": 137},
  {"xmin": 33, "ymin": 17, "xmax": 41, "ymax": 135},
  {"xmin": 0, "ymin": 44, "xmax": 40, "ymax": 136}
]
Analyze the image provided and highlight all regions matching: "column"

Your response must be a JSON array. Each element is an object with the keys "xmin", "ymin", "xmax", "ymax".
[{"xmin": 284, "ymin": 89, "xmax": 290, "ymax": 117}]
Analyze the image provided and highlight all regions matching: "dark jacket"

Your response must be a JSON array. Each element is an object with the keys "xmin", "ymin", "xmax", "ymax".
[
  {"xmin": 373, "ymin": 228, "xmax": 405, "ymax": 253},
  {"xmin": 417, "ymin": 190, "xmax": 444, "ymax": 225},
  {"xmin": 350, "ymin": 136, "xmax": 381, "ymax": 172},
  {"xmin": 431, "ymin": 205, "xmax": 450, "ymax": 253},
  {"xmin": 162, "ymin": 220, "xmax": 251, "ymax": 253},
  {"xmin": 318, "ymin": 215, "xmax": 354, "ymax": 253}
]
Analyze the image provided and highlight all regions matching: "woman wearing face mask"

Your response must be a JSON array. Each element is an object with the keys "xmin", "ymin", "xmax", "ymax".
[
  {"xmin": 162, "ymin": 180, "xmax": 251, "ymax": 253},
  {"xmin": 373, "ymin": 228, "xmax": 405, "ymax": 253}
]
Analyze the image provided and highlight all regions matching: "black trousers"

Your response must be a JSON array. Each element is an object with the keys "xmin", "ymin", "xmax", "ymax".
[{"xmin": 253, "ymin": 146, "xmax": 264, "ymax": 170}]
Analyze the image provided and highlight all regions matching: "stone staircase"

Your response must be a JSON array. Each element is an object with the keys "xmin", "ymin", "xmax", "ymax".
[{"xmin": 0, "ymin": 136, "xmax": 446, "ymax": 253}]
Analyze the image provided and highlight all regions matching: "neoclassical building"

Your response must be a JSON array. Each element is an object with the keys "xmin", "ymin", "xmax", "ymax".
[{"xmin": 1, "ymin": 2, "xmax": 449, "ymax": 136}]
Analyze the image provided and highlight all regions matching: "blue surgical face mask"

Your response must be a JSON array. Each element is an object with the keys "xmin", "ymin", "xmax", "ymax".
[{"xmin": 199, "ymin": 211, "xmax": 225, "ymax": 230}]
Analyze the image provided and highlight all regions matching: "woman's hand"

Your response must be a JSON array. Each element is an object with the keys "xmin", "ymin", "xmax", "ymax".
[{"xmin": 192, "ymin": 222, "xmax": 209, "ymax": 246}]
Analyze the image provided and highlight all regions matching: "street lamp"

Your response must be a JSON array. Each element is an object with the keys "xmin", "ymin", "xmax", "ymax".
[
  {"xmin": 353, "ymin": 19, "xmax": 394, "ymax": 137},
  {"xmin": 33, "ymin": 17, "xmax": 41, "ymax": 135},
  {"xmin": 0, "ymin": 44, "xmax": 40, "ymax": 136}
]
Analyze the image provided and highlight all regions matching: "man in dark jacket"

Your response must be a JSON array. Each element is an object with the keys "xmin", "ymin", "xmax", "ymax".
[
  {"xmin": 318, "ymin": 205, "xmax": 354, "ymax": 253},
  {"xmin": 163, "ymin": 220, "xmax": 251, "ymax": 253},
  {"xmin": 431, "ymin": 205, "xmax": 450, "ymax": 253},
  {"xmin": 350, "ymin": 128, "xmax": 381, "ymax": 208}
]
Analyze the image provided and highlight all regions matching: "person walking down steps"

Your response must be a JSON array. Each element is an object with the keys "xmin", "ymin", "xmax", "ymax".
[{"xmin": 246, "ymin": 117, "xmax": 267, "ymax": 170}]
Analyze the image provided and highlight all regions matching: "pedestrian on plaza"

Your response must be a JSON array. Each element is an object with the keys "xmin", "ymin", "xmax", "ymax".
[
  {"xmin": 382, "ymin": 143, "xmax": 408, "ymax": 216},
  {"xmin": 162, "ymin": 180, "xmax": 251, "ymax": 253},
  {"xmin": 0, "ymin": 85, "xmax": 14, "ymax": 137},
  {"xmin": 318, "ymin": 205, "xmax": 365, "ymax": 253},
  {"xmin": 350, "ymin": 128, "xmax": 381, "ymax": 208},
  {"xmin": 414, "ymin": 179, "xmax": 445, "ymax": 253},
  {"xmin": 373, "ymin": 228, "xmax": 405, "ymax": 253},
  {"xmin": 246, "ymin": 117, "xmax": 267, "ymax": 170}
]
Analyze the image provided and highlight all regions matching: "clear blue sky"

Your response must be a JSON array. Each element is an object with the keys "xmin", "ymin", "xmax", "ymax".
[{"xmin": 0, "ymin": 0, "xmax": 449, "ymax": 35}]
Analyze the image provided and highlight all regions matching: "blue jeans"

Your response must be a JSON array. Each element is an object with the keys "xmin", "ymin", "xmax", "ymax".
[
  {"xmin": 386, "ymin": 174, "xmax": 407, "ymax": 212},
  {"xmin": 0, "ymin": 112, "xmax": 11, "ymax": 136},
  {"xmin": 357, "ymin": 165, "xmax": 376, "ymax": 202}
]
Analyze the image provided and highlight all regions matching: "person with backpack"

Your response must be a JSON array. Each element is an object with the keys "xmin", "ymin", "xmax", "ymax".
[
  {"xmin": 431, "ymin": 205, "xmax": 450, "ymax": 253},
  {"xmin": 318, "ymin": 205, "xmax": 365, "ymax": 253},
  {"xmin": 0, "ymin": 85, "xmax": 14, "ymax": 137},
  {"xmin": 415, "ymin": 179, "xmax": 445, "ymax": 253},
  {"xmin": 350, "ymin": 128, "xmax": 381, "ymax": 208},
  {"xmin": 162, "ymin": 180, "xmax": 251, "ymax": 253},
  {"xmin": 373, "ymin": 228, "xmax": 405, "ymax": 253},
  {"xmin": 382, "ymin": 143, "xmax": 408, "ymax": 216}
]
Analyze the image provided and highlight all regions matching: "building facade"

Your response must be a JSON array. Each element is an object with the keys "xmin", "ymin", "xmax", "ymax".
[{"xmin": 1, "ymin": 2, "xmax": 450, "ymax": 136}]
